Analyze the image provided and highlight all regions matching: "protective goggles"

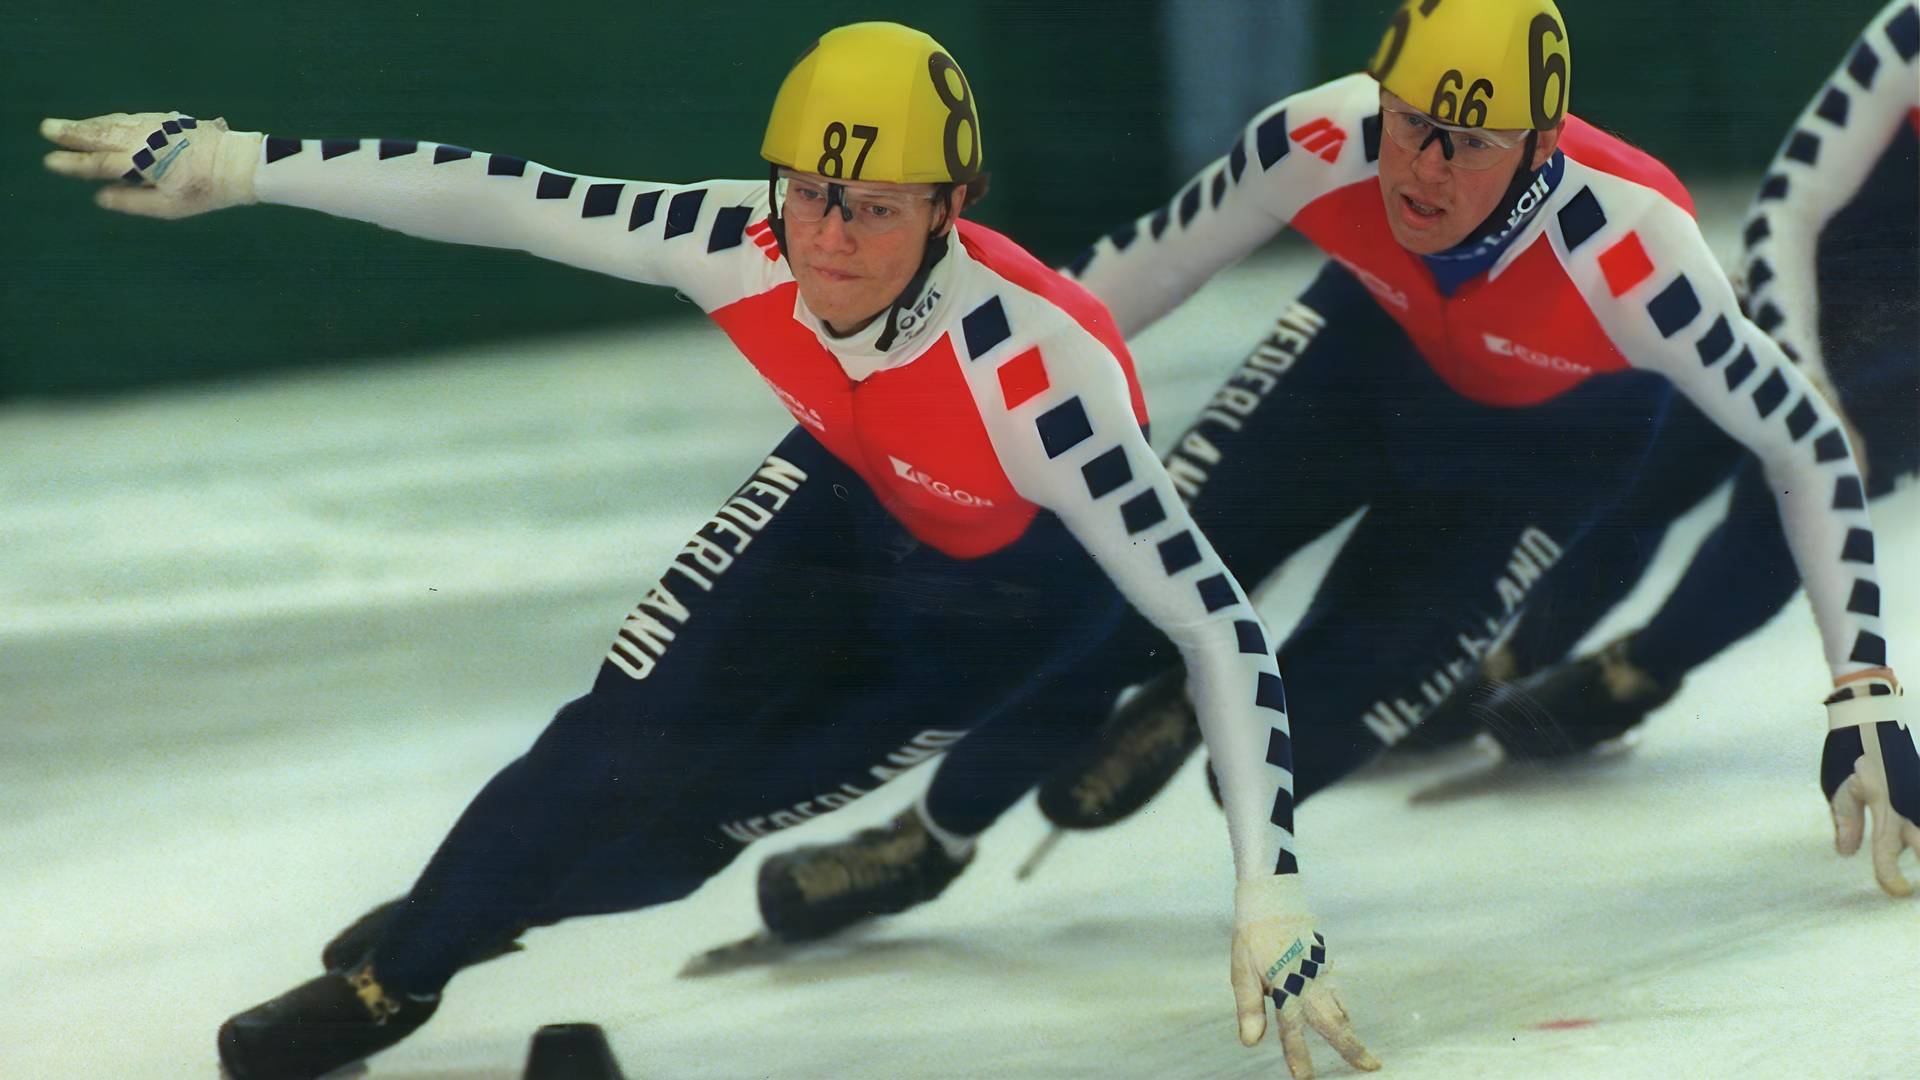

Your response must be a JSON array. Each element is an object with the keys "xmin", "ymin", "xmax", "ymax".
[
  {"xmin": 1378, "ymin": 95, "xmax": 1526, "ymax": 171},
  {"xmin": 775, "ymin": 171, "xmax": 939, "ymax": 236}
]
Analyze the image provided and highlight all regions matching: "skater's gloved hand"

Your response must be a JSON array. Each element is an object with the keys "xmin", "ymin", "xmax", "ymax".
[
  {"xmin": 1823, "ymin": 676, "xmax": 1919, "ymax": 898},
  {"xmin": 41, "ymin": 112, "xmax": 261, "ymax": 218},
  {"xmin": 1230, "ymin": 877, "xmax": 1379, "ymax": 1079}
]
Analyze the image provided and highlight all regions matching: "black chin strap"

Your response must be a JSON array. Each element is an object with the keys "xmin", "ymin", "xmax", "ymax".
[
  {"xmin": 873, "ymin": 230, "xmax": 950, "ymax": 352},
  {"xmin": 1462, "ymin": 129, "xmax": 1542, "ymax": 246}
]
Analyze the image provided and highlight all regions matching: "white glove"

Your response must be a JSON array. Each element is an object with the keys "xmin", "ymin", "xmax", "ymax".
[
  {"xmin": 41, "ymin": 112, "xmax": 262, "ymax": 219},
  {"xmin": 1231, "ymin": 876, "xmax": 1379, "ymax": 1079},
  {"xmin": 1823, "ymin": 678, "xmax": 1919, "ymax": 898}
]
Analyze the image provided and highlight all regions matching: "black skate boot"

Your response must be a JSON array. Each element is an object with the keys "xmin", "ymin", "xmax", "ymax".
[
  {"xmin": 1390, "ymin": 643, "xmax": 1521, "ymax": 755},
  {"xmin": 1480, "ymin": 635, "xmax": 1679, "ymax": 761},
  {"xmin": 757, "ymin": 808, "xmax": 972, "ymax": 943},
  {"xmin": 321, "ymin": 895, "xmax": 532, "ymax": 974},
  {"xmin": 217, "ymin": 961, "xmax": 439, "ymax": 1080},
  {"xmin": 1036, "ymin": 665, "xmax": 1203, "ymax": 829}
]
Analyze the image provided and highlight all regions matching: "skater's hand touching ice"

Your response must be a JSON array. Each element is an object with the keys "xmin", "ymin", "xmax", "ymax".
[
  {"xmin": 42, "ymin": 112, "xmax": 261, "ymax": 218},
  {"xmin": 1823, "ymin": 676, "xmax": 1919, "ymax": 897},
  {"xmin": 1230, "ymin": 877, "xmax": 1379, "ymax": 1078}
]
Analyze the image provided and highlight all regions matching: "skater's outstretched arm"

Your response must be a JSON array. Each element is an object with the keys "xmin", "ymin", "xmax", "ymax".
[
  {"xmin": 1736, "ymin": 0, "xmax": 1920, "ymax": 405},
  {"xmin": 41, "ymin": 110, "xmax": 763, "ymax": 311},
  {"xmin": 1572, "ymin": 150, "xmax": 1918, "ymax": 896},
  {"xmin": 958, "ymin": 277, "xmax": 1375, "ymax": 1078},
  {"xmin": 1061, "ymin": 76, "xmax": 1379, "ymax": 338}
]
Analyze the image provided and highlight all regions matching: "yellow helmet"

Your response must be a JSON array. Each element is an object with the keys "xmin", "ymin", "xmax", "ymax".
[
  {"xmin": 1369, "ymin": 0, "xmax": 1571, "ymax": 131},
  {"xmin": 761, "ymin": 22, "xmax": 983, "ymax": 185}
]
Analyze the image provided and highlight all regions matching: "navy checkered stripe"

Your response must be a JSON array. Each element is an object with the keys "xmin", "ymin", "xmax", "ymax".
[
  {"xmin": 259, "ymin": 138, "xmax": 754, "ymax": 253},
  {"xmin": 1565, "ymin": 180, "xmax": 1887, "ymax": 675},
  {"xmin": 964, "ymin": 293, "xmax": 1256, "ymax": 620},
  {"xmin": 1269, "ymin": 933, "xmax": 1328, "ymax": 1009},
  {"xmin": 1063, "ymin": 109, "xmax": 1279, "ymax": 281},
  {"xmin": 1677, "ymin": 288, "xmax": 1883, "ymax": 666},
  {"xmin": 119, "ymin": 115, "xmax": 200, "ymax": 184},
  {"xmin": 960, "ymin": 291, "xmax": 1296, "ymax": 858}
]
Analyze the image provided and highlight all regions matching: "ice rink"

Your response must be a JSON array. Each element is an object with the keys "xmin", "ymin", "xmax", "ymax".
[{"xmin": 4, "ymin": 188, "xmax": 1917, "ymax": 1079}]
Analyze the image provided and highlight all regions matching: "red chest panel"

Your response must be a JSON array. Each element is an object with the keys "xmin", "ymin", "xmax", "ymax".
[
  {"xmin": 1291, "ymin": 182, "xmax": 1630, "ymax": 407},
  {"xmin": 708, "ymin": 282, "xmax": 1037, "ymax": 559}
]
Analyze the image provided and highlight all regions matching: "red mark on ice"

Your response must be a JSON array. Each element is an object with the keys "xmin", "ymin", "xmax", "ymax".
[{"xmin": 1533, "ymin": 1019, "xmax": 1597, "ymax": 1031}]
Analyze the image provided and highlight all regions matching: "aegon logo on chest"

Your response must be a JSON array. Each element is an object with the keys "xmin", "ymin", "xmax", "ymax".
[
  {"xmin": 1482, "ymin": 333, "xmax": 1590, "ymax": 375},
  {"xmin": 889, "ymin": 455, "xmax": 994, "ymax": 508}
]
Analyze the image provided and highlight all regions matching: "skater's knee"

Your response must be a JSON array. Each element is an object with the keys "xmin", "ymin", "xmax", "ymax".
[{"xmin": 521, "ymin": 694, "xmax": 701, "ymax": 796}]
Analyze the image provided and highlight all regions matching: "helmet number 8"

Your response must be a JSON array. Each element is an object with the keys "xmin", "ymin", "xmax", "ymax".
[
  {"xmin": 927, "ymin": 52, "xmax": 979, "ymax": 179},
  {"xmin": 818, "ymin": 122, "xmax": 879, "ymax": 180}
]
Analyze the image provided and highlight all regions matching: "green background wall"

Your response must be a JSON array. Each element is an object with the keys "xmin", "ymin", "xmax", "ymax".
[{"xmin": 1, "ymin": 0, "xmax": 1890, "ymax": 396}]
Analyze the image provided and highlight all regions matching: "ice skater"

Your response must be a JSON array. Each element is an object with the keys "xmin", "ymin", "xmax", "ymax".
[
  {"xmin": 41, "ymin": 21, "xmax": 1374, "ymax": 1080},
  {"xmin": 749, "ymin": 0, "xmax": 1919, "ymax": 945},
  {"xmin": 1412, "ymin": 0, "xmax": 1919, "ymax": 790}
]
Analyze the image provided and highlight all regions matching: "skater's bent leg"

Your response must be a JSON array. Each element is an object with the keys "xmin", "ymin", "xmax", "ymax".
[
  {"xmin": 1499, "ymin": 402, "xmax": 1745, "ymax": 674},
  {"xmin": 1624, "ymin": 459, "xmax": 1806, "ymax": 687},
  {"xmin": 919, "ymin": 611, "xmax": 1160, "ymax": 838},
  {"xmin": 1281, "ymin": 491, "xmax": 1621, "ymax": 802},
  {"xmin": 370, "ymin": 431, "xmax": 861, "ymax": 992}
]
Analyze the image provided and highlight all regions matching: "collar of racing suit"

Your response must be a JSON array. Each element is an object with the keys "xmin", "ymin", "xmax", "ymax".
[
  {"xmin": 1421, "ymin": 143, "xmax": 1565, "ymax": 296},
  {"xmin": 785, "ymin": 227, "xmax": 962, "ymax": 383}
]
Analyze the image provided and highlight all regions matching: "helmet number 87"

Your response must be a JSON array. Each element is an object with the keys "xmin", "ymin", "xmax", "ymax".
[{"xmin": 819, "ymin": 123, "xmax": 878, "ymax": 180}]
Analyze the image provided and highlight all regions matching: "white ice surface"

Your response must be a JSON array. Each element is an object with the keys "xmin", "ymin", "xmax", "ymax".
[{"xmin": 3, "ymin": 192, "xmax": 1917, "ymax": 1079}]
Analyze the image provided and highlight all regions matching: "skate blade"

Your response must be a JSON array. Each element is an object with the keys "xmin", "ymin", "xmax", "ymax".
[
  {"xmin": 220, "ymin": 1063, "xmax": 367, "ymax": 1080},
  {"xmin": 677, "ymin": 931, "xmax": 797, "ymax": 978},
  {"xmin": 1408, "ymin": 733, "xmax": 1639, "ymax": 805}
]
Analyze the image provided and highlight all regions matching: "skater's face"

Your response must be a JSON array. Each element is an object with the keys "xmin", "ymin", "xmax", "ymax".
[
  {"xmin": 1376, "ymin": 89, "xmax": 1560, "ymax": 255},
  {"xmin": 779, "ymin": 170, "xmax": 965, "ymax": 335}
]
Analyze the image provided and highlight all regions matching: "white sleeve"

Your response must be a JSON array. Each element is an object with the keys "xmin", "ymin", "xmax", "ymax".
[
  {"xmin": 1063, "ymin": 75, "xmax": 1380, "ymax": 337},
  {"xmin": 955, "ymin": 296, "xmax": 1301, "ymax": 883},
  {"xmin": 249, "ymin": 135, "xmax": 767, "ymax": 311},
  {"xmin": 1559, "ymin": 189, "xmax": 1892, "ymax": 680},
  {"xmin": 1737, "ymin": 0, "xmax": 1920, "ymax": 384}
]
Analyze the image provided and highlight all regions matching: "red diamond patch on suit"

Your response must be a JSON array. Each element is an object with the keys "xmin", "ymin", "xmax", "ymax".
[
  {"xmin": 997, "ymin": 346, "xmax": 1050, "ymax": 409},
  {"xmin": 1598, "ymin": 232, "xmax": 1654, "ymax": 296}
]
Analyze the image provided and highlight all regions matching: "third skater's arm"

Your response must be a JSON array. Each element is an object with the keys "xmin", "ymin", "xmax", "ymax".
[{"xmin": 1736, "ymin": 0, "xmax": 1920, "ymax": 387}]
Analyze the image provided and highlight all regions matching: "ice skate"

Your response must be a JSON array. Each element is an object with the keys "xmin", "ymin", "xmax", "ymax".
[
  {"xmin": 321, "ymin": 895, "xmax": 532, "ymax": 974},
  {"xmin": 1036, "ymin": 666, "xmax": 1203, "ymax": 829},
  {"xmin": 217, "ymin": 962, "xmax": 438, "ymax": 1080},
  {"xmin": 1478, "ymin": 635, "xmax": 1675, "ymax": 762},
  {"xmin": 755, "ymin": 807, "xmax": 972, "ymax": 944},
  {"xmin": 1387, "ymin": 643, "xmax": 1521, "ymax": 758}
]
